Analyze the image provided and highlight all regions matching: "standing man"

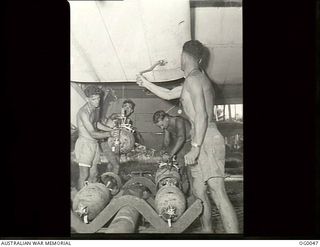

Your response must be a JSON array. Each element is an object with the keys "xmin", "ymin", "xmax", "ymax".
[
  {"xmin": 75, "ymin": 85, "xmax": 118, "ymax": 190},
  {"xmin": 137, "ymin": 40, "xmax": 239, "ymax": 233}
]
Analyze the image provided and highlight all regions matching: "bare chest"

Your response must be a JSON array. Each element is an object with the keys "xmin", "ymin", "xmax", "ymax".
[
  {"xmin": 78, "ymin": 107, "xmax": 99, "ymax": 126},
  {"xmin": 90, "ymin": 109, "xmax": 100, "ymax": 123}
]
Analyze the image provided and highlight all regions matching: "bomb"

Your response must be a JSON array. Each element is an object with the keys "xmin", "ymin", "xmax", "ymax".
[
  {"xmin": 154, "ymin": 161, "xmax": 186, "ymax": 226},
  {"xmin": 155, "ymin": 165, "xmax": 181, "ymax": 188},
  {"xmin": 72, "ymin": 183, "xmax": 111, "ymax": 223},
  {"xmin": 155, "ymin": 185, "xmax": 186, "ymax": 224},
  {"xmin": 106, "ymin": 128, "xmax": 135, "ymax": 154}
]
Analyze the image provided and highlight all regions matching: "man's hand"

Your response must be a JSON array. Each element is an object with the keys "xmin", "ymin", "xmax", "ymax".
[
  {"xmin": 184, "ymin": 147, "xmax": 200, "ymax": 165},
  {"xmin": 161, "ymin": 153, "xmax": 171, "ymax": 162},
  {"xmin": 136, "ymin": 74, "xmax": 149, "ymax": 87}
]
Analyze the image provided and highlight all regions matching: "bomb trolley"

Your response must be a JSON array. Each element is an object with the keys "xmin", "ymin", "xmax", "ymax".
[{"xmin": 71, "ymin": 159, "xmax": 203, "ymax": 234}]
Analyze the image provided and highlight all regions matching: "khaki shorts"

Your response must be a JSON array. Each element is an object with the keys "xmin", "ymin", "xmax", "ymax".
[
  {"xmin": 74, "ymin": 136, "xmax": 100, "ymax": 167},
  {"xmin": 190, "ymin": 123, "xmax": 225, "ymax": 183}
]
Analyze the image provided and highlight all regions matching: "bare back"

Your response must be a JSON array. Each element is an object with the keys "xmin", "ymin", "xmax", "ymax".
[
  {"xmin": 180, "ymin": 70, "xmax": 215, "ymax": 128},
  {"xmin": 167, "ymin": 116, "xmax": 192, "ymax": 141}
]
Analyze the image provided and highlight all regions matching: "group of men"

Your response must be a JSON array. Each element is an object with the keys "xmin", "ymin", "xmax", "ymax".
[
  {"xmin": 75, "ymin": 94, "xmax": 136, "ymax": 190},
  {"xmin": 74, "ymin": 40, "xmax": 239, "ymax": 233}
]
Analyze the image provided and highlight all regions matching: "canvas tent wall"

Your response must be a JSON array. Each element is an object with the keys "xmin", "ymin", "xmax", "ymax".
[
  {"xmin": 70, "ymin": 0, "xmax": 191, "ymax": 82},
  {"xmin": 70, "ymin": 0, "xmax": 243, "ymax": 126}
]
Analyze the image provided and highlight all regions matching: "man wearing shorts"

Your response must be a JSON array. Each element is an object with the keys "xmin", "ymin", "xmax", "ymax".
[
  {"xmin": 75, "ymin": 85, "xmax": 118, "ymax": 190},
  {"xmin": 136, "ymin": 40, "xmax": 239, "ymax": 233}
]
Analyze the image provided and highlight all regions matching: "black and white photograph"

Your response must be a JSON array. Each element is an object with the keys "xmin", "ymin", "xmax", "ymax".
[
  {"xmin": 70, "ymin": 0, "xmax": 243, "ymax": 235},
  {"xmin": 2, "ymin": 0, "xmax": 319, "ymax": 241}
]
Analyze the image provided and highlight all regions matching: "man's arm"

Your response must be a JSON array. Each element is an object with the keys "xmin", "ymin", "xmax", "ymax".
[
  {"xmin": 137, "ymin": 75, "xmax": 182, "ymax": 100},
  {"xmin": 187, "ymin": 77, "xmax": 208, "ymax": 146},
  {"xmin": 96, "ymin": 122, "xmax": 114, "ymax": 132},
  {"xmin": 80, "ymin": 112, "xmax": 113, "ymax": 139},
  {"xmin": 162, "ymin": 129, "xmax": 170, "ymax": 149},
  {"xmin": 169, "ymin": 118, "xmax": 186, "ymax": 157}
]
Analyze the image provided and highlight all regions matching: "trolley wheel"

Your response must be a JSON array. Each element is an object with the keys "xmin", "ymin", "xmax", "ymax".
[{"xmin": 100, "ymin": 172, "xmax": 122, "ymax": 195}]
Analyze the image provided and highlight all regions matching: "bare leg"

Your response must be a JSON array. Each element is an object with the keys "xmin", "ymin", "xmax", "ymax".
[
  {"xmin": 88, "ymin": 163, "xmax": 99, "ymax": 183},
  {"xmin": 192, "ymin": 177, "xmax": 213, "ymax": 233},
  {"xmin": 78, "ymin": 166, "xmax": 89, "ymax": 190},
  {"xmin": 186, "ymin": 168, "xmax": 193, "ymax": 197},
  {"xmin": 207, "ymin": 177, "xmax": 239, "ymax": 233}
]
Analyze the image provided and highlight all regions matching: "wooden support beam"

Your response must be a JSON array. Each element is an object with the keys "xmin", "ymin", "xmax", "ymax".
[
  {"xmin": 228, "ymin": 104, "xmax": 232, "ymax": 120},
  {"xmin": 190, "ymin": 0, "xmax": 242, "ymax": 8}
]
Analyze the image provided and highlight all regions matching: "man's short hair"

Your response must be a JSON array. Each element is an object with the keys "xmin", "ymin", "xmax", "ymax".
[
  {"xmin": 183, "ymin": 40, "xmax": 204, "ymax": 61},
  {"xmin": 122, "ymin": 99, "xmax": 135, "ymax": 109},
  {"xmin": 153, "ymin": 110, "xmax": 168, "ymax": 124},
  {"xmin": 84, "ymin": 85, "xmax": 102, "ymax": 97}
]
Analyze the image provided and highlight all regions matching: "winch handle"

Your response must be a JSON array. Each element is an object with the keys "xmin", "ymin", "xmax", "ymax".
[{"xmin": 139, "ymin": 60, "xmax": 167, "ymax": 75}]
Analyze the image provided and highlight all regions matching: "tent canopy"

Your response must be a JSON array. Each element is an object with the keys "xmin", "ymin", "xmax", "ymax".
[{"xmin": 70, "ymin": 0, "xmax": 242, "ymax": 85}]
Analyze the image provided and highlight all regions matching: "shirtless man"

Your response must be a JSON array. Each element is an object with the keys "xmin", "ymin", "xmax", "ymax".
[
  {"xmin": 121, "ymin": 99, "xmax": 135, "ymax": 124},
  {"xmin": 110, "ymin": 99, "xmax": 144, "ymax": 144},
  {"xmin": 137, "ymin": 40, "xmax": 239, "ymax": 233},
  {"xmin": 102, "ymin": 99, "xmax": 135, "ymax": 124},
  {"xmin": 153, "ymin": 110, "xmax": 191, "ymax": 165},
  {"xmin": 153, "ymin": 110, "xmax": 192, "ymax": 194},
  {"xmin": 75, "ymin": 86, "xmax": 118, "ymax": 190}
]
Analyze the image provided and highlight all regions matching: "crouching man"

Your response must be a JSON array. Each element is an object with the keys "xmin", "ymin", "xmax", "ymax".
[{"xmin": 153, "ymin": 110, "xmax": 192, "ymax": 194}]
